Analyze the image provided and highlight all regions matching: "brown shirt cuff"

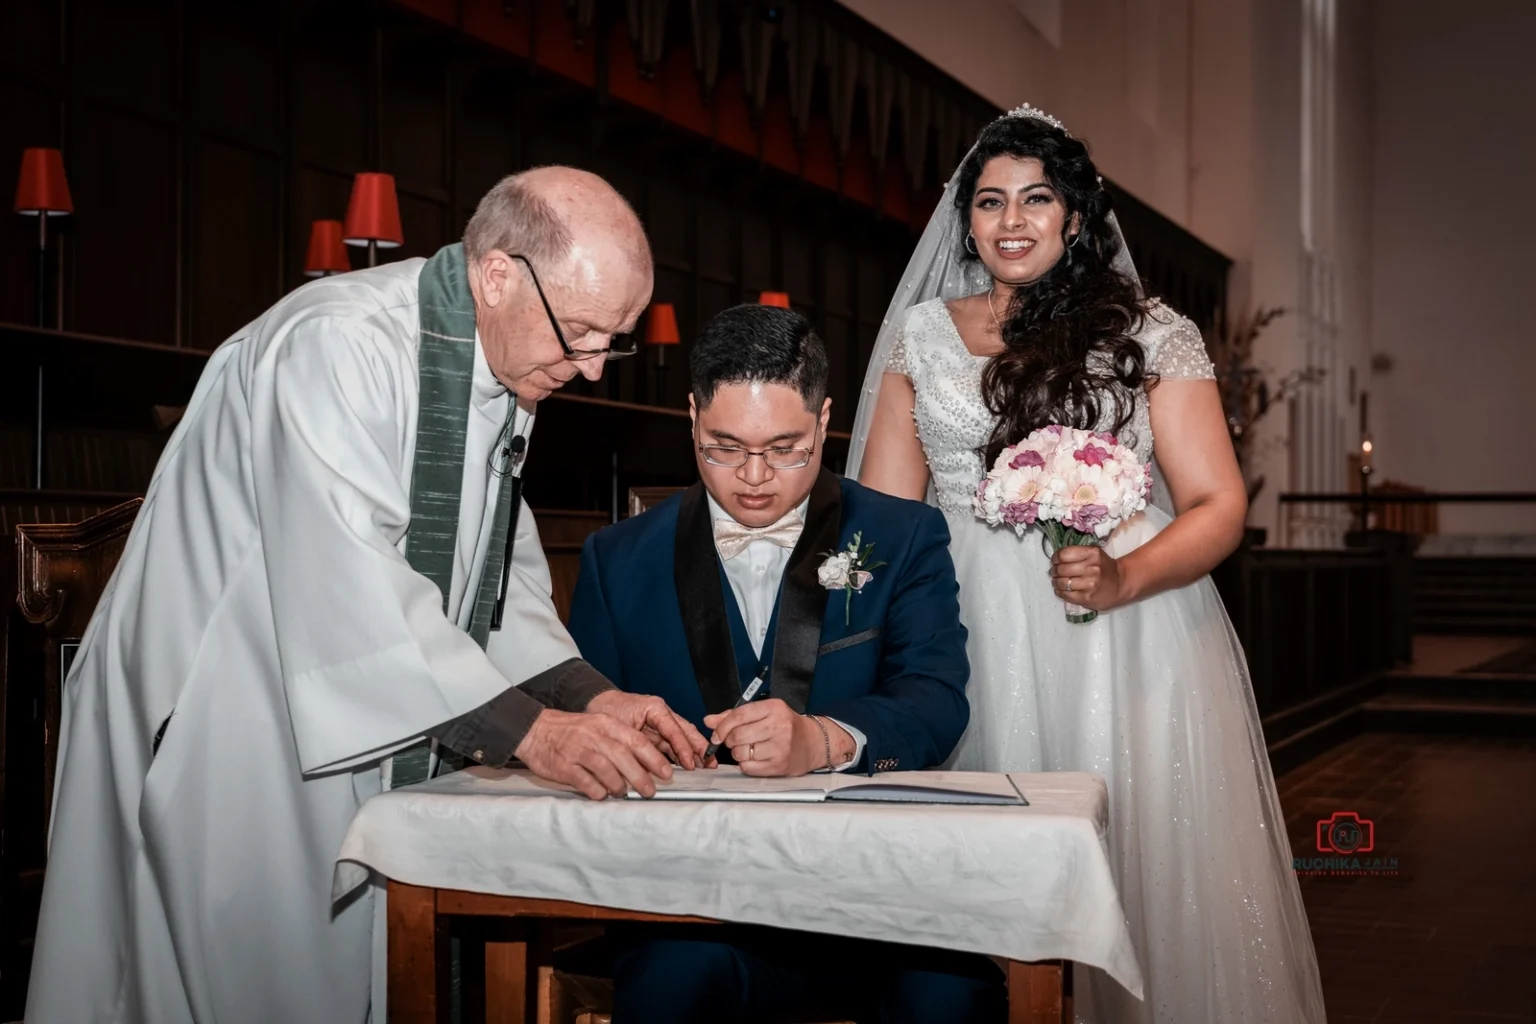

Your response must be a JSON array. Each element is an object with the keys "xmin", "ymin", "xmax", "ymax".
[
  {"xmin": 427, "ymin": 658, "xmax": 616, "ymax": 767},
  {"xmin": 518, "ymin": 657, "xmax": 616, "ymax": 712}
]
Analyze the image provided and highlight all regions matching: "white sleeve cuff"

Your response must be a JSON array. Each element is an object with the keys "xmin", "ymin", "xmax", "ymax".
[{"xmin": 823, "ymin": 717, "xmax": 866, "ymax": 773}]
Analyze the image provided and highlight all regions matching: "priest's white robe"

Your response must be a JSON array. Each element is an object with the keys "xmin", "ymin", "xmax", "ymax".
[{"xmin": 26, "ymin": 259, "xmax": 579, "ymax": 1023}]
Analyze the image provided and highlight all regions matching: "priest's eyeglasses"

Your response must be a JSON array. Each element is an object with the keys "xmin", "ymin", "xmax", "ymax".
[
  {"xmin": 699, "ymin": 443, "xmax": 816, "ymax": 470},
  {"xmin": 510, "ymin": 254, "xmax": 638, "ymax": 361}
]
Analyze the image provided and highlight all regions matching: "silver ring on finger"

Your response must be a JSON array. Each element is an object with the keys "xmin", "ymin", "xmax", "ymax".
[{"xmin": 1065, "ymin": 577, "xmax": 1073, "ymax": 593}]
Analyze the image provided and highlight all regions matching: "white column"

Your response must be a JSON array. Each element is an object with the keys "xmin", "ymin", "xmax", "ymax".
[{"xmin": 1295, "ymin": 0, "xmax": 1347, "ymax": 547}]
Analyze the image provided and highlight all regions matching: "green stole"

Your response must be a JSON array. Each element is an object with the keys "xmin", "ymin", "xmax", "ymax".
[{"xmin": 390, "ymin": 242, "xmax": 519, "ymax": 789}]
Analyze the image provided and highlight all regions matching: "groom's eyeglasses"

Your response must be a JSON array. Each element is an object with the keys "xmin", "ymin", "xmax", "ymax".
[
  {"xmin": 699, "ymin": 444, "xmax": 816, "ymax": 470},
  {"xmin": 509, "ymin": 254, "xmax": 638, "ymax": 361}
]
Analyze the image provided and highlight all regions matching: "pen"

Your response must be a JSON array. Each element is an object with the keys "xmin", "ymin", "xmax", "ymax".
[{"xmin": 703, "ymin": 672, "xmax": 767, "ymax": 761}]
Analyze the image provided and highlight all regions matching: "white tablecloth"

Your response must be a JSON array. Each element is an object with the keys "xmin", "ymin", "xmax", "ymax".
[{"xmin": 336, "ymin": 767, "xmax": 1144, "ymax": 998}]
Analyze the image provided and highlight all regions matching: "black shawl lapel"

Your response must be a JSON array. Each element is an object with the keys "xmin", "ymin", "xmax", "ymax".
[
  {"xmin": 768, "ymin": 470, "xmax": 843, "ymax": 713},
  {"xmin": 674, "ymin": 482, "xmax": 743, "ymax": 715}
]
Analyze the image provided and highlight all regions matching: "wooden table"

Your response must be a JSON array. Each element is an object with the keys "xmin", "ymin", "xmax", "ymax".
[{"xmin": 387, "ymin": 881, "xmax": 1071, "ymax": 1024}]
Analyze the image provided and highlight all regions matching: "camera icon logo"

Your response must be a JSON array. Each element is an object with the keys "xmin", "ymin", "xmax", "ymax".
[{"xmin": 1316, "ymin": 810, "xmax": 1375, "ymax": 854}]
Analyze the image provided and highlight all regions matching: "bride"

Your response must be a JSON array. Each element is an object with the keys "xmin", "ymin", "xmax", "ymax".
[{"xmin": 848, "ymin": 106, "xmax": 1326, "ymax": 1022}]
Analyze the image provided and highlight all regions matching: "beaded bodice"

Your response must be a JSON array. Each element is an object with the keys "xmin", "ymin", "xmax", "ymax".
[{"xmin": 887, "ymin": 297, "xmax": 1214, "ymax": 515}]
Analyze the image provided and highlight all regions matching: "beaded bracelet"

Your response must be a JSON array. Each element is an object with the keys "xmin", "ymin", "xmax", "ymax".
[{"xmin": 806, "ymin": 714, "xmax": 834, "ymax": 772}]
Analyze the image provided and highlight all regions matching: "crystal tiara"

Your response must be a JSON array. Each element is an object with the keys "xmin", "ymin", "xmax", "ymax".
[{"xmin": 999, "ymin": 102, "xmax": 1069, "ymax": 136}]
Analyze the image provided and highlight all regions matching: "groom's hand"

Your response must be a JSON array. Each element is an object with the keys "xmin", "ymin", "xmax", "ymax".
[
  {"xmin": 705, "ymin": 699, "xmax": 849, "ymax": 777},
  {"xmin": 586, "ymin": 690, "xmax": 709, "ymax": 770}
]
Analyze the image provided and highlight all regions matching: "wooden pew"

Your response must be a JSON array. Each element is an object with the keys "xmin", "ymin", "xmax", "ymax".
[
  {"xmin": 2, "ymin": 498, "xmax": 141, "ymax": 1015},
  {"xmin": 532, "ymin": 510, "xmax": 611, "ymax": 625},
  {"xmin": 627, "ymin": 486, "xmax": 684, "ymax": 518}
]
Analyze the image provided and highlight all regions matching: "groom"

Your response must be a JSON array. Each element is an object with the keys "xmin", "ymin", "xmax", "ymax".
[{"xmin": 567, "ymin": 304, "xmax": 1003, "ymax": 1022}]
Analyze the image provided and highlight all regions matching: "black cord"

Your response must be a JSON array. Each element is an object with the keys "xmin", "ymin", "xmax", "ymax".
[{"xmin": 489, "ymin": 432, "xmax": 527, "ymax": 630}]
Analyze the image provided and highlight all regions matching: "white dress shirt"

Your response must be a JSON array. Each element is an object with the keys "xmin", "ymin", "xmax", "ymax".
[{"xmin": 706, "ymin": 494, "xmax": 866, "ymax": 770}]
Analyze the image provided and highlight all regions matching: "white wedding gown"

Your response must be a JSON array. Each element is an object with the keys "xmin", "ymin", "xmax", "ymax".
[{"xmin": 887, "ymin": 298, "xmax": 1327, "ymax": 1023}]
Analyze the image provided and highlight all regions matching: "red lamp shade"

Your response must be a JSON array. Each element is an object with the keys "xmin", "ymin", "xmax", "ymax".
[
  {"xmin": 304, "ymin": 219, "xmax": 352, "ymax": 277},
  {"xmin": 646, "ymin": 303, "xmax": 680, "ymax": 345},
  {"xmin": 343, "ymin": 172, "xmax": 403, "ymax": 247},
  {"xmin": 758, "ymin": 291, "xmax": 791, "ymax": 308},
  {"xmin": 14, "ymin": 147, "xmax": 73, "ymax": 215}
]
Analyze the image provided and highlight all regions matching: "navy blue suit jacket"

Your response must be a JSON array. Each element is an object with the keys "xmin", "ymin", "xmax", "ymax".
[{"xmin": 568, "ymin": 471, "xmax": 970, "ymax": 774}]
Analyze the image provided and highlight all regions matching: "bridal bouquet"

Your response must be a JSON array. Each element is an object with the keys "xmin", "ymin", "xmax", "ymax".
[{"xmin": 974, "ymin": 425, "xmax": 1152, "ymax": 624}]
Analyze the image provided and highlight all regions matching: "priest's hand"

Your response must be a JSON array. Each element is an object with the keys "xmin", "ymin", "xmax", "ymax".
[
  {"xmin": 585, "ymin": 690, "xmax": 710, "ymax": 770},
  {"xmin": 704, "ymin": 699, "xmax": 853, "ymax": 777},
  {"xmin": 514, "ymin": 709, "xmax": 676, "ymax": 800}
]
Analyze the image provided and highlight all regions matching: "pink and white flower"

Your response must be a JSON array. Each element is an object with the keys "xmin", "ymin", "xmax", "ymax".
[
  {"xmin": 974, "ymin": 425, "xmax": 1151, "ymax": 625},
  {"xmin": 975, "ymin": 425, "xmax": 1150, "ymax": 541}
]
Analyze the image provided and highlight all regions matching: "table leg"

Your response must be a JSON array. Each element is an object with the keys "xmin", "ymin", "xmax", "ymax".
[
  {"xmin": 388, "ymin": 881, "xmax": 449, "ymax": 1024},
  {"xmin": 531, "ymin": 923, "xmax": 557, "ymax": 1024},
  {"xmin": 1006, "ymin": 959, "xmax": 1068, "ymax": 1024},
  {"xmin": 485, "ymin": 928, "xmax": 529, "ymax": 1024}
]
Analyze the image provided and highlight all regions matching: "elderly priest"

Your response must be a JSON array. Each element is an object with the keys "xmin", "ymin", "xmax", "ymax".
[{"xmin": 26, "ymin": 168, "xmax": 707, "ymax": 1024}]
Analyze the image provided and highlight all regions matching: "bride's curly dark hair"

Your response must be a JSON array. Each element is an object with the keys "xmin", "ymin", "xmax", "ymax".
[{"xmin": 955, "ymin": 116, "xmax": 1153, "ymax": 467}]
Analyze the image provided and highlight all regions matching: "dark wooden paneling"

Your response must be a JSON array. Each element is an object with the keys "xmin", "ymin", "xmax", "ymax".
[
  {"xmin": 0, "ymin": 424, "xmax": 167, "ymax": 493},
  {"xmin": 189, "ymin": 142, "xmax": 282, "ymax": 349},
  {"xmin": 383, "ymin": 33, "xmax": 448, "ymax": 193},
  {"xmin": 782, "ymin": 221, "xmax": 812, "ymax": 312},
  {"xmin": 68, "ymin": 106, "xmax": 178, "ymax": 344},
  {"xmin": 695, "ymin": 280, "xmax": 736, "ymax": 346},
  {"xmin": 1, "ymin": 1, "xmax": 63, "ymax": 82},
  {"xmin": 454, "ymin": 76, "xmax": 517, "ymax": 216},
  {"xmin": 1211, "ymin": 546, "xmax": 1396, "ymax": 720},
  {"xmin": 396, "ymin": 191, "xmax": 448, "ymax": 262},
  {"xmin": 293, "ymin": 27, "xmax": 371, "ymax": 173},
  {"xmin": 189, "ymin": 3, "xmax": 283, "ymax": 150},
  {"xmin": 74, "ymin": 0, "xmax": 176, "ymax": 118},
  {"xmin": 740, "ymin": 205, "xmax": 773, "ymax": 297},
  {"xmin": 822, "ymin": 313, "xmax": 852, "ymax": 432},
  {"xmin": 647, "ymin": 174, "xmax": 690, "ymax": 269},
  {"xmin": 695, "ymin": 192, "xmax": 732, "ymax": 284}
]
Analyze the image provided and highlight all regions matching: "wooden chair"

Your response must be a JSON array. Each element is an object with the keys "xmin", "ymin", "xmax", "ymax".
[
  {"xmin": 3, "ymin": 499, "xmax": 141, "ymax": 1015},
  {"xmin": 529, "ymin": 510, "xmax": 611, "ymax": 624},
  {"xmin": 626, "ymin": 486, "xmax": 684, "ymax": 518}
]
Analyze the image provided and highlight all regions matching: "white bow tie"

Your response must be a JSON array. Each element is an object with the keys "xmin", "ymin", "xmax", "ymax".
[{"xmin": 713, "ymin": 511, "xmax": 804, "ymax": 560}]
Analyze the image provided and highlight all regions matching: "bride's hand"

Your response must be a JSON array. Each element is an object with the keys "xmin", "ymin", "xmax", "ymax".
[{"xmin": 1050, "ymin": 546, "xmax": 1133, "ymax": 612}]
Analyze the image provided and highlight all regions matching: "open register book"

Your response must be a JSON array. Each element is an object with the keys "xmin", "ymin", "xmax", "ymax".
[{"xmin": 624, "ymin": 767, "xmax": 1028, "ymax": 806}]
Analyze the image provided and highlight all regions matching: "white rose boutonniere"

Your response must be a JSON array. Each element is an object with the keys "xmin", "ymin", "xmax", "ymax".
[{"xmin": 818, "ymin": 531, "xmax": 886, "ymax": 625}]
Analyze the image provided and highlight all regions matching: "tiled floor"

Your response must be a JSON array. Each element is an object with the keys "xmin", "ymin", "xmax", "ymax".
[{"xmin": 1277, "ymin": 733, "xmax": 1536, "ymax": 1022}]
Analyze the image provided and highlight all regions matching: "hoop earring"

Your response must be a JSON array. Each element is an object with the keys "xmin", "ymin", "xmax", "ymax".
[{"xmin": 965, "ymin": 232, "xmax": 978, "ymax": 255}]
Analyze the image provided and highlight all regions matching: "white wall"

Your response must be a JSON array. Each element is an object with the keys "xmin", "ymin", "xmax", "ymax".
[
  {"xmin": 835, "ymin": 0, "xmax": 1223, "ymax": 242},
  {"xmin": 838, "ymin": 0, "xmax": 1357, "ymax": 538},
  {"xmin": 841, "ymin": 0, "xmax": 1531, "ymax": 539},
  {"xmin": 1368, "ymin": 0, "xmax": 1536, "ymax": 534}
]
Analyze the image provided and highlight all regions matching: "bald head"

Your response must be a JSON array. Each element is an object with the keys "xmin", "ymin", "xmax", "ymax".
[
  {"xmin": 463, "ymin": 166, "xmax": 650, "ymax": 275},
  {"xmin": 464, "ymin": 167, "xmax": 655, "ymax": 403}
]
